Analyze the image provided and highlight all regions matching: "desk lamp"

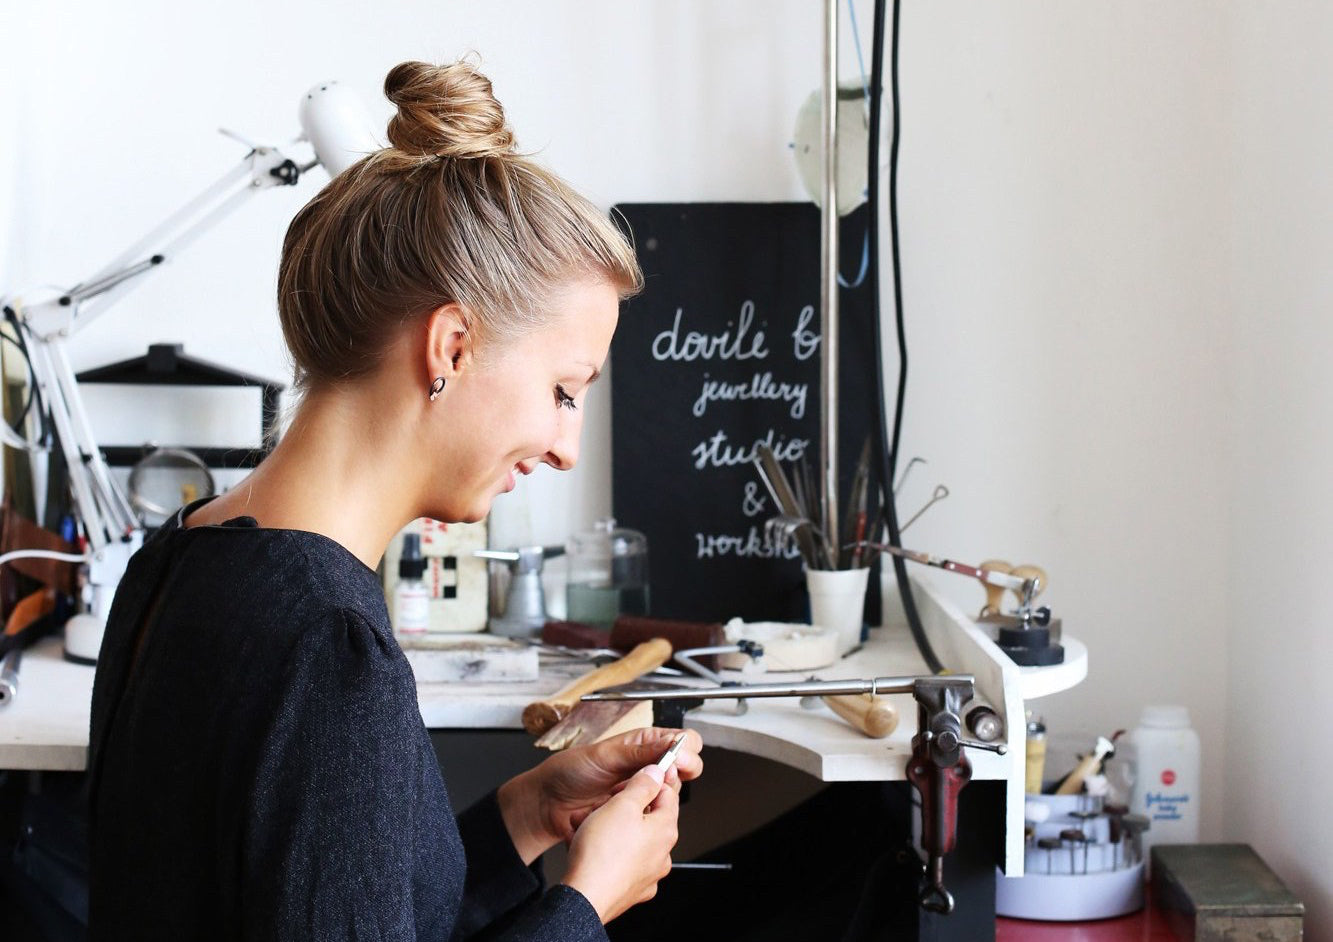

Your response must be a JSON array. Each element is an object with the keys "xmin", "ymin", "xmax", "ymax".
[{"xmin": 0, "ymin": 80, "xmax": 378, "ymax": 663}]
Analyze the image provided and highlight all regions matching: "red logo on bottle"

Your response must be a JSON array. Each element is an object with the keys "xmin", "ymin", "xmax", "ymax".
[{"xmin": 1161, "ymin": 769, "xmax": 1176, "ymax": 786}]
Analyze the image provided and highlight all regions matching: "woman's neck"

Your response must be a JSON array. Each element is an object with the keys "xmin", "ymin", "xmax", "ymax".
[{"xmin": 187, "ymin": 383, "xmax": 425, "ymax": 569}]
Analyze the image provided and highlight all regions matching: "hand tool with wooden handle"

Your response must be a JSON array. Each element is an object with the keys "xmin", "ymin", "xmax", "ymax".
[
  {"xmin": 4, "ymin": 587, "xmax": 57, "ymax": 637},
  {"xmin": 1054, "ymin": 735, "xmax": 1114, "ymax": 795},
  {"xmin": 522, "ymin": 638, "xmax": 672, "ymax": 735},
  {"xmin": 870, "ymin": 544, "xmax": 1032, "ymax": 595},
  {"xmin": 976, "ymin": 559, "xmax": 1012, "ymax": 617},
  {"xmin": 822, "ymin": 693, "xmax": 898, "ymax": 738}
]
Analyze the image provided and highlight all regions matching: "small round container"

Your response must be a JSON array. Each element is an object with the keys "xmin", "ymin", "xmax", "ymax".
[{"xmin": 996, "ymin": 791, "xmax": 1145, "ymax": 921}]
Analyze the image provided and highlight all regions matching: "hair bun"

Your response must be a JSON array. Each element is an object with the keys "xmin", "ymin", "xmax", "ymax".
[{"xmin": 384, "ymin": 59, "xmax": 515, "ymax": 160}]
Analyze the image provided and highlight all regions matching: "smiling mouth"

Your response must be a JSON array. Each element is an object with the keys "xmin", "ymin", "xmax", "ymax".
[{"xmin": 504, "ymin": 465, "xmax": 531, "ymax": 493}]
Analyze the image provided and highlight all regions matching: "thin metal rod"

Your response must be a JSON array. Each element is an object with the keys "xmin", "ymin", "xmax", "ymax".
[
  {"xmin": 820, "ymin": 0, "xmax": 840, "ymax": 561},
  {"xmin": 671, "ymin": 862, "xmax": 733, "ymax": 871},
  {"xmin": 865, "ymin": 543, "xmax": 1033, "ymax": 593},
  {"xmin": 73, "ymin": 161, "xmax": 251, "ymax": 292},
  {"xmin": 65, "ymin": 256, "xmax": 162, "ymax": 304},
  {"xmin": 582, "ymin": 674, "xmax": 972, "ymax": 702}
]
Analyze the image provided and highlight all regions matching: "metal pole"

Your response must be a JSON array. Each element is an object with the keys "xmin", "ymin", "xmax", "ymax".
[
  {"xmin": 820, "ymin": 0, "xmax": 840, "ymax": 563},
  {"xmin": 581, "ymin": 674, "xmax": 973, "ymax": 702}
]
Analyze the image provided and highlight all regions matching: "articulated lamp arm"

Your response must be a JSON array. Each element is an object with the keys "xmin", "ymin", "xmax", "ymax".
[{"xmin": 1, "ymin": 81, "xmax": 377, "ymax": 636}]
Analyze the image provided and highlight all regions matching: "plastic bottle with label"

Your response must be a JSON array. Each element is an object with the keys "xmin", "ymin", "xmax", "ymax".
[
  {"xmin": 1123, "ymin": 705, "xmax": 1200, "ymax": 870},
  {"xmin": 394, "ymin": 533, "xmax": 431, "ymax": 635}
]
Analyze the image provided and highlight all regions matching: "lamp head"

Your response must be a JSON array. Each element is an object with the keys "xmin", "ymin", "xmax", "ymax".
[{"xmin": 299, "ymin": 81, "xmax": 380, "ymax": 177}]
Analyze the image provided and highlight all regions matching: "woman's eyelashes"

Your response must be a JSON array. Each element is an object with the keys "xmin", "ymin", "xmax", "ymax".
[{"xmin": 555, "ymin": 384, "xmax": 578, "ymax": 411}]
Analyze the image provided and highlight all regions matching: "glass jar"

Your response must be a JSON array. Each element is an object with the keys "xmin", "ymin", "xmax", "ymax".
[{"xmin": 565, "ymin": 518, "xmax": 650, "ymax": 627}]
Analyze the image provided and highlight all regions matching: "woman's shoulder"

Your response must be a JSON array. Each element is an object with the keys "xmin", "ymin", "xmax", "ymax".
[{"xmin": 129, "ymin": 501, "xmax": 396, "ymax": 666}]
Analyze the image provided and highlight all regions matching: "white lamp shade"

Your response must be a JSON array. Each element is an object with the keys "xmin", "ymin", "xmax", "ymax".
[{"xmin": 299, "ymin": 81, "xmax": 380, "ymax": 178}]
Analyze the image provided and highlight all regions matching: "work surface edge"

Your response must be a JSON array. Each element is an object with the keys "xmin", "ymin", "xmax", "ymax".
[{"xmin": 0, "ymin": 630, "xmax": 985, "ymax": 779}]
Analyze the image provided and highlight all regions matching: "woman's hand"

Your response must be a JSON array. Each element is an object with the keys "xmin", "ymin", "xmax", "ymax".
[
  {"xmin": 496, "ymin": 727, "xmax": 703, "ymax": 864},
  {"xmin": 560, "ymin": 763, "xmax": 679, "ymax": 923}
]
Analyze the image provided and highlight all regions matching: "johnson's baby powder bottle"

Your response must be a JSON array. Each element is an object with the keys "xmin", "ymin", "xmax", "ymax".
[{"xmin": 1124, "ymin": 705, "xmax": 1200, "ymax": 871}]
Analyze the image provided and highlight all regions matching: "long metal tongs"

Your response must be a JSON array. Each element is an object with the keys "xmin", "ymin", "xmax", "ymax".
[{"xmin": 753, "ymin": 445, "xmax": 832, "ymax": 568}]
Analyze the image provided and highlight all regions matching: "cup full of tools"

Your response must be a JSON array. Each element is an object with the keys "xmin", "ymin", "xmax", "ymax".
[{"xmin": 997, "ymin": 728, "xmax": 1149, "ymax": 921}]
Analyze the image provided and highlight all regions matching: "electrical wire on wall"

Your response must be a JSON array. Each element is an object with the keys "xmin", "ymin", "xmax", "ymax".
[{"xmin": 866, "ymin": 0, "xmax": 944, "ymax": 673}]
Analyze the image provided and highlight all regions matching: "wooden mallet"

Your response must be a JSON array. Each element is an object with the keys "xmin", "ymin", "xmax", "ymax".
[{"xmin": 522, "ymin": 638, "xmax": 673, "ymax": 738}]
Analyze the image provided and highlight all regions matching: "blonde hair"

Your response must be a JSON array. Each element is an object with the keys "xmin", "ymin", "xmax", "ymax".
[{"xmin": 278, "ymin": 58, "xmax": 642, "ymax": 389}]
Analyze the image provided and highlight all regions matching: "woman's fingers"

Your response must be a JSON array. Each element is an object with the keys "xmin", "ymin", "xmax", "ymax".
[
  {"xmin": 561, "ymin": 763, "xmax": 683, "ymax": 922},
  {"xmin": 647, "ymin": 772, "xmax": 679, "ymax": 814},
  {"xmin": 602, "ymin": 727, "xmax": 704, "ymax": 781}
]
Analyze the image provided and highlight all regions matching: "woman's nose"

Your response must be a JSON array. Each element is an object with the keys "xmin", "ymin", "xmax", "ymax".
[{"xmin": 544, "ymin": 416, "xmax": 582, "ymax": 471}]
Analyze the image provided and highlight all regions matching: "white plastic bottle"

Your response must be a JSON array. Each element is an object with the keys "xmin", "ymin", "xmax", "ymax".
[
  {"xmin": 1124, "ymin": 705, "xmax": 1200, "ymax": 871},
  {"xmin": 393, "ymin": 533, "xmax": 431, "ymax": 635}
]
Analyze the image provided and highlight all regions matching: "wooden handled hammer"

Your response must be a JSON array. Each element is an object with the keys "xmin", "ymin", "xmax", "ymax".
[{"xmin": 522, "ymin": 638, "xmax": 672, "ymax": 736}]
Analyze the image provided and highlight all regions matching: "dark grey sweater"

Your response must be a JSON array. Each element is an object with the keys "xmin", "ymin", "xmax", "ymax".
[{"xmin": 88, "ymin": 504, "xmax": 606, "ymax": 941}]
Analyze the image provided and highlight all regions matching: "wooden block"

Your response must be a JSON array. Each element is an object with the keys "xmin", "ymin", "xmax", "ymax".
[
  {"xmin": 534, "ymin": 700, "xmax": 653, "ymax": 751},
  {"xmin": 1151, "ymin": 844, "xmax": 1304, "ymax": 941},
  {"xmin": 610, "ymin": 616, "xmax": 724, "ymax": 670},
  {"xmin": 541, "ymin": 620, "xmax": 612, "ymax": 649},
  {"xmin": 399, "ymin": 636, "xmax": 539, "ymax": 683}
]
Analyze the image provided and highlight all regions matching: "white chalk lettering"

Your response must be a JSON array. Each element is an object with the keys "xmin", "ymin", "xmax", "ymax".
[
  {"xmin": 691, "ymin": 371, "xmax": 809, "ymax": 420},
  {"xmin": 742, "ymin": 481, "xmax": 767, "ymax": 517},
  {"xmin": 792, "ymin": 305, "xmax": 820, "ymax": 361},
  {"xmin": 651, "ymin": 301, "xmax": 769, "ymax": 363},
  {"xmin": 695, "ymin": 525, "xmax": 803, "ymax": 560},
  {"xmin": 690, "ymin": 428, "xmax": 809, "ymax": 471}
]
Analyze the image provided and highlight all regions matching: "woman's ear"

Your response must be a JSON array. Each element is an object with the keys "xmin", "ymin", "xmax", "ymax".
[{"xmin": 424, "ymin": 303, "xmax": 472, "ymax": 385}]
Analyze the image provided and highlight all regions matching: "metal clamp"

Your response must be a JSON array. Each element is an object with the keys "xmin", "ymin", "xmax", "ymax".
[
  {"xmin": 672, "ymin": 642, "xmax": 764, "ymax": 714},
  {"xmin": 905, "ymin": 677, "xmax": 1009, "ymax": 914}
]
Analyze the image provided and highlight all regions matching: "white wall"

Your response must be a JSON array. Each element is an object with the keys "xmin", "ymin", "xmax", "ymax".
[
  {"xmin": 4, "ymin": 1, "xmax": 1328, "ymax": 933},
  {"xmin": 1223, "ymin": 1, "xmax": 1333, "ymax": 934},
  {"xmin": 886, "ymin": 2, "xmax": 1235, "ymax": 852}
]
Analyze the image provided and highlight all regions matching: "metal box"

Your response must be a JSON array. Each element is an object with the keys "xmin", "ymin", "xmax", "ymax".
[{"xmin": 1151, "ymin": 843, "xmax": 1304, "ymax": 941}]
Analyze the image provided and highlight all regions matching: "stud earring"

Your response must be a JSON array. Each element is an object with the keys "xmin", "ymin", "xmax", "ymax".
[{"xmin": 428, "ymin": 376, "xmax": 446, "ymax": 401}]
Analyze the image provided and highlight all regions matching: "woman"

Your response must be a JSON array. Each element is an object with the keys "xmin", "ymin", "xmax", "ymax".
[{"xmin": 87, "ymin": 58, "xmax": 702, "ymax": 940}]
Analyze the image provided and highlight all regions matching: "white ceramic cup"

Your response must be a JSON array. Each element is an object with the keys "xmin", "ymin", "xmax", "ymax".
[{"xmin": 805, "ymin": 567, "xmax": 870, "ymax": 655}]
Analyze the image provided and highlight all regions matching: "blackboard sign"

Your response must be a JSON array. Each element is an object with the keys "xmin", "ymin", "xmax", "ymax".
[{"xmin": 611, "ymin": 203, "xmax": 881, "ymax": 623}]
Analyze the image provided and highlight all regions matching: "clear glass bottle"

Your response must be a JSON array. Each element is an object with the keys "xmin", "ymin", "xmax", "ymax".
[
  {"xmin": 393, "ymin": 533, "xmax": 430, "ymax": 635},
  {"xmin": 565, "ymin": 518, "xmax": 650, "ymax": 627}
]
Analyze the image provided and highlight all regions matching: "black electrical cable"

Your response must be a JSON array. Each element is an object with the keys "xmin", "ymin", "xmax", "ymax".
[
  {"xmin": 1, "ymin": 305, "xmax": 47, "ymax": 445},
  {"xmin": 867, "ymin": 0, "xmax": 943, "ymax": 673}
]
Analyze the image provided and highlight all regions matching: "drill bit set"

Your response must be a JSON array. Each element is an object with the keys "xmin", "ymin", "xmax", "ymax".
[{"xmin": 996, "ymin": 791, "xmax": 1150, "ymax": 921}]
